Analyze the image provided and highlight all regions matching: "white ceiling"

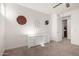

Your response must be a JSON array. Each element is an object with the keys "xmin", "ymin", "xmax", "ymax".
[
  {"xmin": 18, "ymin": 3, "xmax": 54, "ymax": 14},
  {"xmin": 18, "ymin": 3, "xmax": 79, "ymax": 15}
]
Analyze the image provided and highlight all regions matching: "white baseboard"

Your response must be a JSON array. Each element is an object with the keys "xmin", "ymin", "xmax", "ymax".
[{"xmin": 71, "ymin": 40, "xmax": 79, "ymax": 46}]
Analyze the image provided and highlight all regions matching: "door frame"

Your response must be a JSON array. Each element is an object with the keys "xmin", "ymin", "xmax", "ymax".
[{"xmin": 61, "ymin": 15, "xmax": 71, "ymax": 40}]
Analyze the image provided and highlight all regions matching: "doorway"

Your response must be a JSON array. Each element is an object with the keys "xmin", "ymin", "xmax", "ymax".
[{"xmin": 62, "ymin": 20, "xmax": 67, "ymax": 39}]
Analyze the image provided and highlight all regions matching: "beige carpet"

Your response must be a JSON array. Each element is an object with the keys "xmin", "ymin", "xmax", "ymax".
[{"xmin": 3, "ymin": 39, "xmax": 79, "ymax": 56}]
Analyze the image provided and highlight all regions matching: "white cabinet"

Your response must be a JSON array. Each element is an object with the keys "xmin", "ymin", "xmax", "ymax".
[{"xmin": 27, "ymin": 34, "xmax": 50, "ymax": 48}]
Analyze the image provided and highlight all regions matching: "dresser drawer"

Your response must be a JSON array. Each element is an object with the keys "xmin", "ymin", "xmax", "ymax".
[{"xmin": 27, "ymin": 34, "xmax": 50, "ymax": 48}]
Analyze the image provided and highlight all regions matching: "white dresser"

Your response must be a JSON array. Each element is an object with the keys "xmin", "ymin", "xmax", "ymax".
[{"xmin": 27, "ymin": 34, "xmax": 50, "ymax": 48}]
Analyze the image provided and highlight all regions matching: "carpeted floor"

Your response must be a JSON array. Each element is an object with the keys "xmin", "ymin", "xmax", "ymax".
[{"xmin": 3, "ymin": 39, "xmax": 79, "ymax": 56}]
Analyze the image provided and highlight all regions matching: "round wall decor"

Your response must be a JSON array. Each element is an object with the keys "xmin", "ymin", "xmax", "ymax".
[
  {"xmin": 45, "ymin": 20, "xmax": 49, "ymax": 25},
  {"xmin": 17, "ymin": 15, "xmax": 27, "ymax": 25}
]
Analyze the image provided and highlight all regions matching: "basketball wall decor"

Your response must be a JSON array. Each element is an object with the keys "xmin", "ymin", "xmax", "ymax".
[{"xmin": 17, "ymin": 15, "xmax": 27, "ymax": 25}]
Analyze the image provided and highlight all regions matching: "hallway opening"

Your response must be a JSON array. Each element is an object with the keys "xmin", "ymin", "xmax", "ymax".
[
  {"xmin": 62, "ymin": 20, "xmax": 67, "ymax": 39},
  {"xmin": 62, "ymin": 15, "xmax": 71, "ymax": 41}
]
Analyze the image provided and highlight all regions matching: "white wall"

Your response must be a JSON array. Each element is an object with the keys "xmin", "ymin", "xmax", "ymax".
[
  {"xmin": 57, "ymin": 15, "xmax": 62, "ymax": 41},
  {"xmin": 60, "ymin": 8, "xmax": 79, "ymax": 45},
  {"xmin": 71, "ymin": 9, "xmax": 79, "ymax": 45},
  {"xmin": 0, "ymin": 5, "xmax": 5, "ymax": 55},
  {"xmin": 0, "ymin": 13, "xmax": 5, "ymax": 55},
  {"xmin": 51, "ymin": 14, "xmax": 62, "ymax": 41},
  {"xmin": 5, "ymin": 4, "xmax": 50, "ymax": 50},
  {"xmin": 50, "ymin": 14, "xmax": 58, "ymax": 41}
]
